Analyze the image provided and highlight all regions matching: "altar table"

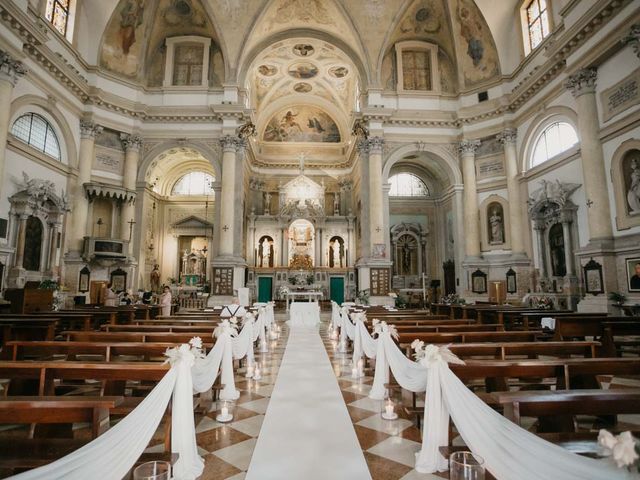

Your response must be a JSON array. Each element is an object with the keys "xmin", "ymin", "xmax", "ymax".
[{"xmin": 285, "ymin": 291, "xmax": 323, "ymax": 311}]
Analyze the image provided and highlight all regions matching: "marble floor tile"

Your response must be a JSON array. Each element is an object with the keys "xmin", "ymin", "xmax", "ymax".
[
  {"xmin": 367, "ymin": 436, "xmax": 422, "ymax": 468},
  {"xmin": 197, "ymin": 425, "xmax": 253, "ymax": 453},
  {"xmin": 357, "ymin": 414, "xmax": 414, "ymax": 436},
  {"xmin": 237, "ymin": 398, "xmax": 270, "ymax": 414},
  {"xmin": 229, "ymin": 415, "xmax": 265, "ymax": 438},
  {"xmin": 363, "ymin": 451, "xmax": 413, "ymax": 480},
  {"xmin": 198, "ymin": 453, "xmax": 243, "ymax": 480}
]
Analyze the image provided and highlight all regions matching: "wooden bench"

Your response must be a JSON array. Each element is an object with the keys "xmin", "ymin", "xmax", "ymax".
[
  {"xmin": 601, "ymin": 321, "xmax": 640, "ymax": 356},
  {"xmin": 102, "ymin": 324, "xmax": 218, "ymax": 333},
  {"xmin": 0, "ymin": 318, "xmax": 59, "ymax": 347},
  {"xmin": 395, "ymin": 331, "xmax": 539, "ymax": 345},
  {"xmin": 62, "ymin": 331, "xmax": 208, "ymax": 344},
  {"xmin": 493, "ymin": 388, "xmax": 640, "ymax": 432},
  {"xmin": 0, "ymin": 395, "xmax": 123, "ymax": 439}
]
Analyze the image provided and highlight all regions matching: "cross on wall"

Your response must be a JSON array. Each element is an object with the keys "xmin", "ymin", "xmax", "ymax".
[{"xmin": 222, "ymin": 225, "xmax": 229, "ymax": 232}]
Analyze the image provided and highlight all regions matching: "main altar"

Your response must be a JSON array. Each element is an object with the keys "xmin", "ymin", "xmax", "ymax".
[{"xmin": 245, "ymin": 156, "xmax": 355, "ymax": 305}]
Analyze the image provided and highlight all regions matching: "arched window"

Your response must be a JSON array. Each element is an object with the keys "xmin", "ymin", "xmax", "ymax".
[
  {"xmin": 171, "ymin": 171, "xmax": 215, "ymax": 196},
  {"xmin": 388, "ymin": 173, "xmax": 429, "ymax": 197},
  {"xmin": 531, "ymin": 122, "xmax": 578, "ymax": 168},
  {"xmin": 11, "ymin": 113, "xmax": 61, "ymax": 161},
  {"xmin": 46, "ymin": 0, "xmax": 72, "ymax": 36}
]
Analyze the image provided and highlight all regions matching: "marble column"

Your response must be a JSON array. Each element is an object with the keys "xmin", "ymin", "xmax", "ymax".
[
  {"xmin": 47, "ymin": 222, "xmax": 60, "ymax": 272},
  {"xmin": 69, "ymin": 120, "xmax": 102, "ymax": 253},
  {"xmin": 211, "ymin": 182, "xmax": 222, "ymax": 259},
  {"xmin": 120, "ymin": 134, "xmax": 142, "ymax": 249},
  {"xmin": 459, "ymin": 140, "xmax": 482, "ymax": 259},
  {"xmin": 281, "ymin": 226, "xmax": 288, "ymax": 267},
  {"xmin": 560, "ymin": 213, "xmax": 575, "ymax": 276},
  {"xmin": 13, "ymin": 214, "xmax": 28, "ymax": 268},
  {"xmin": 0, "ymin": 51, "xmax": 26, "ymax": 187},
  {"xmin": 367, "ymin": 137, "xmax": 385, "ymax": 250},
  {"xmin": 534, "ymin": 220, "xmax": 548, "ymax": 278},
  {"xmin": 565, "ymin": 68, "xmax": 613, "ymax": 241},
  {"xmin": 218, "ymin": 135, "xmax": 241, "ymax": 257},
  {"xmin": 497, "ymin": 129, "xmax": 525, "ymax": 255}
]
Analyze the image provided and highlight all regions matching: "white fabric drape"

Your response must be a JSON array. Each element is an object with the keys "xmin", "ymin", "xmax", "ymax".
[{"xmin": 369, "ymin": 331, "xmax": 634, "ymax": 479}]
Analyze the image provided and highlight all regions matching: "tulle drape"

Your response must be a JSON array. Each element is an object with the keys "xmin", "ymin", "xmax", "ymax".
[{"xmin": 368, "ymin": 328, "xmax": 634, "ymax": 479}]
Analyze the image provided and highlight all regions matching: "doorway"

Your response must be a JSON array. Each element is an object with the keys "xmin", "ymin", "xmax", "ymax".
[
  {"xmin": 258, "ymin": 276, "xmax": 273, "ymax": 302},
  {"xmin": 330, "ymin": 277, "xmax": 344, "ymax": 305}
]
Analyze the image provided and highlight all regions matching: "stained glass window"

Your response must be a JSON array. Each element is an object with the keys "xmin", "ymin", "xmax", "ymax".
[
  {"xmin": 401, "ymin": 50, "xmax": 432, "ymax": 91},
  {"xmin": 531, "ymin": 122, "xmax": 578, "ymax": 168},
  {"xmin": 45, "ymin": 0, "xmax": 71, "ymax": 37},
  {"xmin": 11, "ymin": 113, "xmax": 61, "ymax": 161},
  {"xmin": 389, "ymin": 173, "xmax": 429, "ymax": 197},
  {"xmin": 171, "ymin": 172, "xmax": 215, "ymax": 195},
  {"xmin": 526, "ymin": 0, "xmax": 550, "ymax": 51}
]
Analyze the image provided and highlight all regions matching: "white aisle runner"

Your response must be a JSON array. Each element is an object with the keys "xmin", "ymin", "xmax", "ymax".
[{"xmin": 246, "ymin": 324, "xmax": 371, "ymax": 480}]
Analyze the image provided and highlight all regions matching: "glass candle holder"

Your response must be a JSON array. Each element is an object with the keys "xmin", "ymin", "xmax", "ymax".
[
  {"xmin": 449, "ymin": 451, "xmax": 485, "ymax": 480},
  {"xmin": 133, "ymin": 461, "xmax": 171, "ymax": 480}
]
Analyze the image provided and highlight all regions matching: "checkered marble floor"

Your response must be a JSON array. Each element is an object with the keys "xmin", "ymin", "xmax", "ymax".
[{"xmin": 318, "ymin": 314, "xmax": 447, "ymax": 480}]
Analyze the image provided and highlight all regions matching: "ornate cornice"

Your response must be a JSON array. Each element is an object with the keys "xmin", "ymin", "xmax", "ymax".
[
  {"xmin": 458, "ymin": 139, "xmax": 481, "ymax": 156},
  {"xmin": 0, "ymin": 50, "xmax": 26, "ymax": 86},
  {"xmin": 120, "ymin": 133, "xmax": 143, "ymax": 152},
  {"xmin": 79, "ymin": 120, "xmax": 103, "ymax": 139},
  {"xmin": 84, "ymin": 182, "xmax": 136, "ymax": 204},
  {"xmin": 564, "ymin": 67, "xmax": 598, "ymax": 98},
  {"xmin": 496, "ymin": 128, "xmax": 517, "ymax": 146}
]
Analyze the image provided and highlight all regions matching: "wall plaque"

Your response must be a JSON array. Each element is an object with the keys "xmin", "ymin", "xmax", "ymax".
[
  {"xmin": 601, "ymin": 69, "xmax": 640, "ymax": 122},
  {"xmin": 213, "ymin": 267, "xmax": 234, "ymax": 295},
  {"xmin": 370, "ymin": 268, "xmax": 390, "ymax": 296}
]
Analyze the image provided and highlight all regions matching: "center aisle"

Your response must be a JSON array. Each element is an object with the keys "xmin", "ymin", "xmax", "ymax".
[{"xmin": 246, "ymin": 323, "xmax": 372, "ymax": 480}]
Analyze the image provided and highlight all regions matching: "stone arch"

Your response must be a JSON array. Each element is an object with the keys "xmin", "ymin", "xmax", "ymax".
[
  {"xmin": 382, "ymin": 143, "xmax": 462, "ymax": 187},
  {"xmin": 9, "ymin": 94, "xmax": 78, "ymax": 168},
  {"xmin": 138, "ymin": 140, "xmax": 222, "ymax": 186},
  {"xmin": 519, "ymin": 105, "xmax": 579, "ymax": 174}
]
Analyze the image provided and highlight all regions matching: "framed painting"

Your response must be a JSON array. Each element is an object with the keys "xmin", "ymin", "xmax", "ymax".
[
  {"xmin": 110, "ymin": 268, "xmax": 127, "ymax": 293},
  {"xmin": 583, "ymin": 259, "xmax": 604, "ymax": 295},
  {"xmin": 626, "ymin": 257, "xmax": 640, "ymax": 292}
]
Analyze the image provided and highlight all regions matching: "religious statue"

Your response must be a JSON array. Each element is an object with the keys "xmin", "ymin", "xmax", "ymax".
[
  {"xmin": 264, "ymin": 191, "xmax": 272, "ymax": 215},
  {"xmin": 260, "ymin": 238, "xmax": 271, "ymax": 267},
  {"xmin": 150, "ymin": 264, "xmax": 160, "ymax": 292},
  {"xmin": 333, "ymin": 192, "xmax": 340, "ymax": 215},
  {"xmin": 402, "ymin": 243, "xmax": 411, "ymax": 273},
  {"xmin": 627, "ymin": 158, "xmax": 640, "ymax": 213},
  {"xmin": 489, "ymin": 207, "xmax": 504, "ymax": 244},
  {"xmin": 332, "ymin": 239, "xmax": 341, "ymax": 267}
]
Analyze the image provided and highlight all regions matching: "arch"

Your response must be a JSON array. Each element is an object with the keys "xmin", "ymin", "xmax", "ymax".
[
  {"xmin": 519, "ymin": 106, "xmax": 579, "ymax": 174},
  {"xmin": 170, "ymin": 171, "xmax": 216, "ymax": 196},
  {"xmin": 139, "ymin": 140, "xmax": 222, "ymax": 186},
  {"xmin": 236, "ymin": 28, "xmax": 371, "ymax": 91},
  {"xmin": 9, "ymin": 94, "xmax": 78, "ymax": 167},
  {"xmin": 388, "ymin": 172, "xmax": 430, "ymax": 197},
  {"xmin": 382, "ymin": 143, "xmax": 463, "ymax": 187},
  {"xmin": 479, "ymin": 194, "xmax": 510, "ymax": 251},
  {"xmin": 610, "ymin": 138, "xmax": 640, "ymax": 230}
]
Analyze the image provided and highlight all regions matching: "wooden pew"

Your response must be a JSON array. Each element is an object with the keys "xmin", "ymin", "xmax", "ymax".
[
  {"xmin": 0, "ymin": 313, "xmax": 94, "ymax": 332},
  {"xmin": 0, "ymin": 395, "xmax": 123, "ymax": 439},
  {"xmin": 102, "ymin": 324, "xmax": 217, "ymax": 333},
  {"xmin": 396, "ymin": 331, "xmax": 539, "ymax": 345},
  {"xmin": 2, "ymin": 341, "xmax": 213, "ymax": 362},
  {"xmin": 0, "ymin": 318, "xmax": 58, "ymax": 347},
  {"xmin": 493, "ymin": 389, "xmax": 640, "ymax": 432},
  {"xmin": 62, "ymin": 331, "xmax": 208, "ymax": 344},
  {"xmin": 600, "ymin": 321, "xmax": 640, "ymax": 356},
  {"xmin": 392, "ymin": 324, "xmax": 504, "ymax": 333},
  {"xmin": 552, "ymin": 315, "xmax": 639, "ymax": 341}
]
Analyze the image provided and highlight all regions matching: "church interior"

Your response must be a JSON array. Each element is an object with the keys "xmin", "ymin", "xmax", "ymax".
[{"xmin": 0, "ymin": 0, "xmax": 639, "ymax": 479}]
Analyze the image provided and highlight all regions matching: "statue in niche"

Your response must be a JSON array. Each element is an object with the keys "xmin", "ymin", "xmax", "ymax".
[
  {"xmin": 260, "ymin": 238, "xmax": 272, "ymax": 267},
  {"xmin": 150, "ymin": 264, "xmax": 160, "ymax": 292},
  {"xmin": 488, "ymin": 205, "xmax": 504, "ymax": 244},
  {"xmin": 264, "ymin": 191, "xmax": 272, "ymax": 215},
  {"xmin": 333, "ymin": 192, "xmax": 340, "ymax": 215},
  {"xmin": 331, "ymin": 238, "xmax": 342, "ymax": 268},
  {"xmin": 627, "ymin": 157, "xmax": 640, "ymax": 213}
]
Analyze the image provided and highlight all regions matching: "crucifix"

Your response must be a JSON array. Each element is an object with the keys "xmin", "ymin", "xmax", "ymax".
[{"xmin": 128, "ymin": 219, "xmax": 136, "ymax": 242}]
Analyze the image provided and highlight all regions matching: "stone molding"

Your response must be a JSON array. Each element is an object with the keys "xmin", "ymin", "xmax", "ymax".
[
  {"xmin": 458, "ymin": 139, "xmax": 481, "ymax": 156},
  {"xmin": 496, "ymin": 128, "xmax": 517, "ymax": 146},
  {"xmin": 79, "ymin": 120, "xmax": 103, "ymax": 139},
  {"xmin": 0, "ymin": 50, "xmax": 26, "ymax": 86},
  {"xmin": 120, "ymin": 133, "xmax": 143, "ymax": 152}
]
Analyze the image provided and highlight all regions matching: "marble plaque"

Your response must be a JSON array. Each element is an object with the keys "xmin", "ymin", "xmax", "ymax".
[
  {"xmin": 94, "ymin": 146, "xmax": 124, "ymax": 175},
  {"xmin": 476, "ymin": 154, "xmax": 505, "ymax": 180},
  {"xmin": 601, "ymin": 69, "xmax": 640, "ymax": 122}
]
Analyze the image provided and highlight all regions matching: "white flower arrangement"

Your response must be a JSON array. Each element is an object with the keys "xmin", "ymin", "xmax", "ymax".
[
  {"xmin": 214, "ymin": 319, "xmax": 239, "ymax": 338},
  {"xmin": 598, "ymin": 430, "xmax": 640, "ymax": 470},
  {"xmin": 412, "ymin": 342, "xmax": 465, "ymax": 367},
  {"xmin": 372, "ymin": 319, "xmax": 399, "ymax": 340},
  {"xmin": 164, "ymin": 343, "xmax": 196, "ymax": 367}
]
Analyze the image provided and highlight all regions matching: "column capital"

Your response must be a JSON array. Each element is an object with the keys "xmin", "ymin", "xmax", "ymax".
[
  {"xmin": 80, "ymin": 120, "xmax": 103, "ymax": 139},
  {"xmin": 0, "ymin": 50, "xmax": 26, "ymax": 87},
  {"xmin": 623, "ymin": 24, "xmax": 640, "ymax": 59},
  {"xmin": 219, "ymin": 135, "xmax": 245, "ymax": 153},
  {"xmin": 458, "ymin": 139, "xmax": 481, "ymax": 156},
  {"xmin": 496, "ymin": 128, "xmax": 517, "ymax": 146},
  {"xmin": 564, "ymin": 67, "xmax": 597, "ymax": 97},
  {"xmin": 120, "ymin": 133, "xmax": 143, "ymax": 152},
  {"xmin": 357, "ymin": 136, "xmax": 384, "ymax": 154}
]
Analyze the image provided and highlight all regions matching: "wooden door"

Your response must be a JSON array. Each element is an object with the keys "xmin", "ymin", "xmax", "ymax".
[{"xmin": 90, "ymin": 281, "xmax": 107, "ymax": 305}]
